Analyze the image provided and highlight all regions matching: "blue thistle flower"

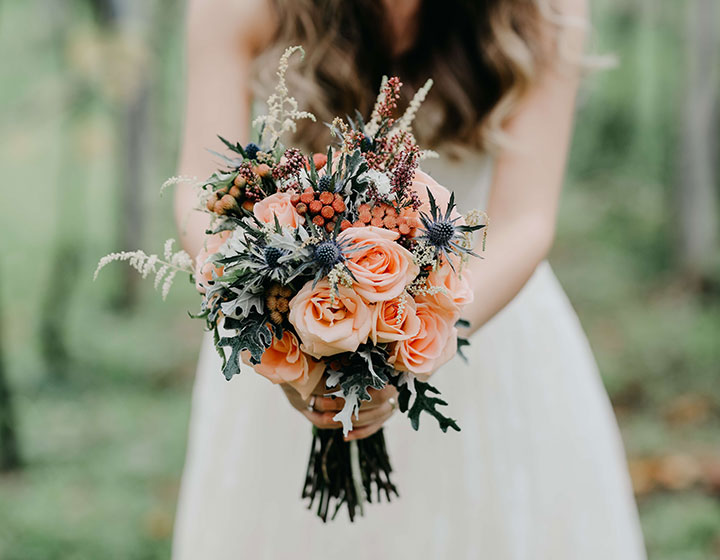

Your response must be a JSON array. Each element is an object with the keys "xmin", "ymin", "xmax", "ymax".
[
  {"xmin": 418, "ymin": 188, "xmax": 485, "ymax": 267},
  {"xmin": 317, "ymin": 175, "xmax": 333, "ymax": 192},
  {"xmin": 244, "ymin": 142, "xmax": 260, "ymax": 160},
  {"xmin": 263, "ymin": 246, "xmax": 285, "ymax": 268},
  {"xmin": 313, "ymin": 240, "xmax": 342, "ymax": 267}
]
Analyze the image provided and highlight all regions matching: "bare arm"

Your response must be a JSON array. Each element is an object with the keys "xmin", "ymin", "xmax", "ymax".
[
  {"xmin": 463, "ymin": 0, "xmax": 588, "ymax": 333},
  {"xmin": 174, "ymin": 0, "xmax": 274, "ymax": 258}
]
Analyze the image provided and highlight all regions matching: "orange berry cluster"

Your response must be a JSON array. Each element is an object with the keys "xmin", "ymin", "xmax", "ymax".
[
  {"xmin": 353, "ymin": 203, "xmax": 421, "ymax": 237},
  {"xmin": 291, "ymin": 188, "xmax": 352, "ymax": 233}
]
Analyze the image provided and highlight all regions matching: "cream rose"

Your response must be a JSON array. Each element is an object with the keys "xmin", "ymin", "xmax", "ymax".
[
  {"xmin": 253, "ymin": 191, "xmax": 304, "ymax": 228},
  {"xmin": 288, "ymin": 279, "xmax": 373, "ymax": 358},
  {"xmin": 337, "ymin": 226, "xmax": 419, "ymax": 303}
]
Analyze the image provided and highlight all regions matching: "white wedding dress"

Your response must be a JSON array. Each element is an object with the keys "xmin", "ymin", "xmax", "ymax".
[{"xmin": 172, "ymin": 151, "xmax": 647, "ymax": 559}]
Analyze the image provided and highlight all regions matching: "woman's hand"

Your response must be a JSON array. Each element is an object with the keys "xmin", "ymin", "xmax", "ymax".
[{"xmin": 280, "ymin": 376, "xmax": 398, "ymax": 441}]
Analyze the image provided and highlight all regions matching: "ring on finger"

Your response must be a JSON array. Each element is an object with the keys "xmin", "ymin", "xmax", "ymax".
[
  {"xmin": 389, "ymin": 397, "xmax": 397, "ymax": 411},
  {"xmin": 306, "ymin": 395, "xmax": 317, "ymax": 412}
]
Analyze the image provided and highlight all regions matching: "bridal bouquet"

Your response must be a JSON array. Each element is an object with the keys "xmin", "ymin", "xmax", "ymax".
[{"xmin": 96, "ymin": 46, "xmax": 485, "ymax": 522}]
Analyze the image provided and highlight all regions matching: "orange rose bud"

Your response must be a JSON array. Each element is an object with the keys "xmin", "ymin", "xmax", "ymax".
[
  {"xmin": 213, "ymin": 200, "xmax": 226, "ymax": 215},
  {"xmin": 325, "ymin": 221, "xmax": 336, "ymax": 233},
  {"xmin": 313, "ymin": 153, "xmax": 328, "ymax": 170},
  {"xmin": 290, "ymin": 193, "xmax": 301, "ymax": 204},
  {"xmin": 295, "ymin": 202, "xmax": 308, "ymax": 215},
  {"xmin": 358, "ymin": 203, "xmax": 371, "ymax": 214},
  {"xmin": 331, "ymin": 198, "xmax": 346, "ymax": 213},
  {"xmin": 399, "ymin": 223, "xmax": 411, "ymax": 235},
  {"xmin": 319, "ymin": 191, "xmax": 334, "ymax": 205},
  {"xmin": 229, "ymin": 185, "xmax": 241, "ymax": 198},
  {"xmin": 254, "ymin": 163, "xmax": 271, "ymax": 177},
  {"xmin": 353, "ymin": 221, "xmax": 365, "ymax": 228},
  {"xmin": 233, "ymin": 175, "xmax": 247, "ymax": 187},
  {"xmin": 300, "ymin": 192, "xmax": 314, "ymax": 205},
  {"xmin": 370, "ymin": 217, "xmax": 383, "ymax": 227},
  {"xmin": 312, "ymin": 215, "xmax": 325, "ymax": 227},
  {"xmin": 321, "ymin": 205, "xmax": 335, "ymax": 219},
  {"xmin": 340, "ymin": 219, "xmax": 352, "ymax": 231},
  {"xmin": 242, "ymin": 200, "xmax": 255, "ymax": 211},
  {"xmin": 385, "ymin": 205, "xmax": 398, "ymax": 217},
  {"xmin": 359, "ymin": 211, "xmax": 372, "ymax": 224},
  {"xmin": 371, "ymin": 205, "xmax": 385, "ymax": 218},
  {"xmin": 206, "ymin": 194, "xmax": 218, "ymax": 211}
]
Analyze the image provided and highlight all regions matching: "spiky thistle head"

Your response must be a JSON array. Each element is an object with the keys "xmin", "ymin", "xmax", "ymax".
[
  {"xmin": 313, "ymin": 240, "xmax": 342, "ymax": 267},
  {"xmin": 263, "ymin": 246, "xmax": 285, "ymax": 268},
  {"xmin": 418, "ymin": 187, "xmax": 485, "ymax": 267}
]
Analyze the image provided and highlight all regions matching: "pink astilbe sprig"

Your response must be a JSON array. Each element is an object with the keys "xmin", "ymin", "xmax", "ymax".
[
  {"xmin": 390, "ymin": 147, "xmax": 421, "ymax": 210},
  {"xmin": 237, "ymin": 163, "xmax": 264, "ymax": 201},
  {"xmin": 376, "ymin": 76, "xmax": 402, "ymax": 123},
  {"xmin": 273, "ymin": 148, "xmax": 306, "ymax": 181}
]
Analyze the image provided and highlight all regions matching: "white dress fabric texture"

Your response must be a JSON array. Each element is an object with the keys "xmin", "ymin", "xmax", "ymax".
[{"xmin": 172, "ymin": 152, "xmax": 647, "ymax": 560}]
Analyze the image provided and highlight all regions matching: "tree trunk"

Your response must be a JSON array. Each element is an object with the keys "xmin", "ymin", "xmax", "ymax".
[
  {"xmin": 0, "ymin": 266, "xmax": 22, "ymax": 472},
  {"xmin": 677, "ymin": 0, "xmax": 719, "ymax": 286}
]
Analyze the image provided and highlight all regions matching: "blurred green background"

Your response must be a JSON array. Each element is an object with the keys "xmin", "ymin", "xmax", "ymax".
[{"xmin": 1, "ymin": 0, "xmax": 718, "ymax": 558}]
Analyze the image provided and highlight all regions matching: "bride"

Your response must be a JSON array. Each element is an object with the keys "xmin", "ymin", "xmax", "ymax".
[{"xmin": 172, "ymin": 0, "xmax": 647, "ymax": 558}]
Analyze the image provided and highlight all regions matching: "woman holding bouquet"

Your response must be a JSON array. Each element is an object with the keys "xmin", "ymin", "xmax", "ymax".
[{"xmin": 172, "ymin": 0, "xmax": 646, "ymax": 558}]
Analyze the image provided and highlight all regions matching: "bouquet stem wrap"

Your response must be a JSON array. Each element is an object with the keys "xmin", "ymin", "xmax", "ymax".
[{"xmin": 302, "ymin": 428, "xmax": 398, "ymax": 522}]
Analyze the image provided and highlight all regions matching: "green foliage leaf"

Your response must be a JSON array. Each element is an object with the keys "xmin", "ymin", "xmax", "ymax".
[
  {"xmin": 217, "ymin": 313, "xmax": 273, "ymax": 379},
  {"xmin": 396, "ymin": 378, "xmax": 460, "ymax": 433}
]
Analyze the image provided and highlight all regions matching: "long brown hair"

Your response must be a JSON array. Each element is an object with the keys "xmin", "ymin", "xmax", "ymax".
[{"xmin": 253, "ymin": 0, "xmax": 561, "ymax": 153}]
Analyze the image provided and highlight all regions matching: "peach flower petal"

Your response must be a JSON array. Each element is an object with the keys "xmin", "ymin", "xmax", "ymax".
[
  {"xmin": 337, "ymin": 226, "xmax": 419, "ymax": 303},
  {"xmin": 288, "ymin": 279, "xmax": 373, "ymax": 358},
  {"xmin": 371, "ymin": 293, "xmax": 421, "ymax": 345},
  {"xmin": 390, "ymin": 302, "xmax": 458, "ymax": 379},
  {"xmin": 241, "ymin": 330, "xmax": 325, "ymax": 400},
  {"xmin": 253, "ymin": 191, "xmax": 304, "ymax": 228}
]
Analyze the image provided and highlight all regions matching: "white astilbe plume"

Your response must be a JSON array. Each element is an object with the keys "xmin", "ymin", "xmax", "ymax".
[
  {"xmin": 160, "ymin": 175, "xmax": 199, "ymax": 197},
  {"xmin": 395, "ymin": 78, "xmax": 433, "ymax": 131},
  {"xmin": 364, "ymin": 75, "xmax": 389, "ymax": 136},
  {"xmin": 94, "ymin": 239, "xmax": 194, "ymax": 299},
  {"xmin": 418, "ymin": 149, "xmax": 439, "ymax": 161},
  {"xmin": 253, "ymin": 46, "xmax": 316, "ymax": 147}
]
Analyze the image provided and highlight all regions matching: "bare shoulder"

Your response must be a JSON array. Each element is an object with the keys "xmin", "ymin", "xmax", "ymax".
[{"xmin": 186, "ymin": 0, "xmax": 277, "ymax": 54}]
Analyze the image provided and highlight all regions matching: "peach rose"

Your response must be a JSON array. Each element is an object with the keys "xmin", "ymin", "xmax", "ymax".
[
  {"xmin": 371, "ymin": 293, "xmax": 421, "ymax": 345},
  {"xmin": 195, "ymin": 231, "xmax": 231, "ymax": 293},
  {"xmin": 416, "ymin": 257, "xmax": 474, "ymax": 320},
  {"xmin": 337, "ymin": 226, "xmax": 419, "ymax": 303},
  {"xmin": 253, "ymin": 191, "xmax": 304, "ymax": 228},
  {"xmin": 390, "ymin": 302, "xmax": 458, "ymax": 379},
  {"xmin": 288, "ymin": 279, "xmax": 373, "ymax": 358},
  {"xmin": 241, "ymin": 330, "xmax": 325, "ymax": 400}
]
